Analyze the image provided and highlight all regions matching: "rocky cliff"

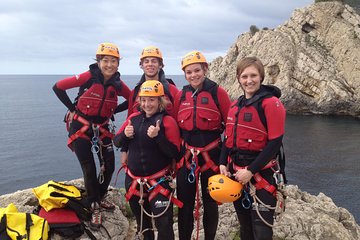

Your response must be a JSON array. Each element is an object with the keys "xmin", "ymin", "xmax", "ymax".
[
  {"xmin": 209, "ymin": 2, "xmax": 360, "ymax": 117},
  {"xmin": 0, "ymin": 179, "xmax": 359, "ymax": 240}
]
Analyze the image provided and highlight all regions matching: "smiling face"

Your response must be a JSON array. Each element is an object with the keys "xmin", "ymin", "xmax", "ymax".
[
  {"xmin": 141, "ymin": 57, "xmax": 162, "ymax": 80},
  {"xmin": 140, "ymin": 96, "xmax": 160, "ymax": 117},
  {"xmin": 184, "ymin": 63, "xmax": 207, "ymax": 89},
  {"xmin": 237, "ymin": 65, "xmax": 262, "ymax": 99},
  {"xmin": 98, "ymin": 55, "xmax": 119, "ymax": 80}
]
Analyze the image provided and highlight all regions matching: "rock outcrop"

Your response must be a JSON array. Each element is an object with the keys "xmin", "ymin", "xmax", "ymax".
[
  {"xmin": 1, "ymin": 180, "xmax": 359, "ymax": 240},
  {"xmin": 209, "ymin": 2, "xmax": 360, "ymax": 117}
]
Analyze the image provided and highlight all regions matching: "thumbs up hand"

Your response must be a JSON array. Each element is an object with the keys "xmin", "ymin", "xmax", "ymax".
[
  {"xmin": 124, "ymin": 119, "xmax": 134, "ymax": 138},
  {"xmin": 147, "ymin": 120, "xmax": 161, "ymax": 138}
]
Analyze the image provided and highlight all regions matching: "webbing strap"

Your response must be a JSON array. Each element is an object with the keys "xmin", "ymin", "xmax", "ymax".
[
  {"xmin": 233, "ymin": 160, "xmax": 278, "ymax": 196},
  {"xmin": 125, "ymin": 166, "xmax": 183, "ymax": 208},
  {"xmin": 182, "ymin": 138, "xmax": 220, "ymax": 173},
  {"xmin": 148, "ymin": 179, "xmax": 183, "ymax": 208},
  {"xmin": 67, "ymin": 114, "xmax": 113, "ymax": 149}
]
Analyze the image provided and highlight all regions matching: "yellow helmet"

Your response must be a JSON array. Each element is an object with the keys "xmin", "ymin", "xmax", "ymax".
[
  {"xmin": 140, "ymin": 46, "xmax": 163, "ymax": 60},
  {"xmin": 139, "ymin": 80, "xmax": 164, "ymax": 97},
  {"xmin": 96, "ymin": 42, "xmax": 120, "ymax": 58},
  {"xmin": 181, "ymin": 51, "xmax": 207, "ymax": 70},
  {"xmin": 208, "ymin": 174, "xmax": 243, "ymax": 203}
]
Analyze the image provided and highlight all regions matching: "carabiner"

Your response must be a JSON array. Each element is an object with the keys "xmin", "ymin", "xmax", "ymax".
[
  {"xmin": 187, "ymin": 162, "xmax": 197, "ymax": 183},
  {"xmin": 273, "ymin": 171, "xmax": 284, "ymax": 185},
  {"xmin": 91, "ymin": 143, "xmax": 100, "ymax": 154},
  {"xmin": 148, "ymin": 177, "xmax": 166, "ymax": 191},
  {"xmin": 98, "ymin": 167, "xmax": 105, "ymax": 184},
  {"xmin": 241, "ymin": 190, "xmax": 251, "ymax": 209}
]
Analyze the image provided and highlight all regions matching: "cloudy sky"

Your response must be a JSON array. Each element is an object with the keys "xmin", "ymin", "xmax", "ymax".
[{"xmin": 1, "ymin": 0, "xmax": 313, "ymax": 75}]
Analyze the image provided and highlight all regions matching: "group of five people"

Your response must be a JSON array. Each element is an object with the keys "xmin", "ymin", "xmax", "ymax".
[{"xmin": 53, "ymin": 42, "xmax": 286, "ymax": 240}]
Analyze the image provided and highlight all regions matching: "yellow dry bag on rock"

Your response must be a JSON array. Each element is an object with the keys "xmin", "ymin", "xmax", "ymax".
[
  {"xmin": 32, "ymin": 180, "xmax": 91, "ymax": 221},
  {"xmin": 0, "ymin": 203, "xmax": 49, "ymax": 240},
  {"xmin": 32, "ymin": 180, "xmax": 82, "ymax": 211}
]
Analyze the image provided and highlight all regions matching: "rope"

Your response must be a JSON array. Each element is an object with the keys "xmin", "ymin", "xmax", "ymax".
[
  {"xmin": 137, "ymin": 178, "xmax": 175, "ymax": 239},
  {"xmin": 194, "ymin": 175, "xmax": 201, "ymax": 240},
  {"xmin": 249, "ymin": 183, "xmax": 285, "ymax": 228}
]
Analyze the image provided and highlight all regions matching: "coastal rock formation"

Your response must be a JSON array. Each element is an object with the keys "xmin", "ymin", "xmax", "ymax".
[
  {"xmin": 208, "ymin": 2, "xmax": 360, "ymax": 117},
  {"xmin": 0, "ymin": 180, "xmax": 359, "ymax": 239}
]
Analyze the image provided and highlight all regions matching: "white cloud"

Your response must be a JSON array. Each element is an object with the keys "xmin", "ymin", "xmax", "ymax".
[{"xmin": 0, "ymin": 0, "xmax": 313, "ymax": 75}]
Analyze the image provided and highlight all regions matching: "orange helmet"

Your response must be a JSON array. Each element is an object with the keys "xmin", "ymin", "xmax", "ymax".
[
  {"xmin": 181, "ymin": 51, "xmax": 207, "ymax": 70},
  {"xmin": 208, "ymin": 174, "xmax": 243, "ymax": 203},
  {"xmin": 96, "ymin": 42, "xmax": 120, "ymax": 58},
  {"xmin": 140, "ymin": 46, "xmax": 163, "ymax": 61},
  {"xmin": 139, "ymin": 80, "xmax": 164, "ymax": 97}
]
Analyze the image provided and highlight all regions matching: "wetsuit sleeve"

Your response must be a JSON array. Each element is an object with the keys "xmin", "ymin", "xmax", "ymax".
[
  {"xmin": 172, "ymin": 90, "xmax": 183, "ymax": 121},
  {"xmin": 52, "ymin": 71, "xmax": 92, "ymax": 112},
  {"xmin": 166, "ymin": 84, "xmax": 180, "ymax": 118},
  {"xmin": 169, "ymin": 84, "xmax": 180, "ymax": 100},
  {"xmin": 114, "ymin": 100, "xmax": 128, "ymax": 114},
  {"xmin": 263, "ymin": 97, "xmax": 286, "ymax": 140},
  {"xmin": 155, "ymin": 116, "xmax": 181, "ymax": 160},
  {"xmin": 217, "ymin": 86, "xmax": 231, "ymax": 124},
  {"xmin": 119, "ymin": 80, "xmax": 131, "ymax": 100},
  {"xmin": 127, "ymin": 90, "xmax": 135, "ymax": 118},
  {"xmin": 247, "ymin": 135, "xmax": 283, "ymax": 174},
  {"xmin": 247, "ymin": 97, "xmax": 285, "ymax": 173},
  {"xmin": 219, "ymin": 144, "xmax": 231, "ymax": 166}
]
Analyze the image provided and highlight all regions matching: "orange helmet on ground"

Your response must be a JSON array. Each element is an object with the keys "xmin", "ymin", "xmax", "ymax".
[
  {"xmin": 208, "ymin": 174, "xmax": 243, "ymax": 203},
  {"xmin": 96, "ymin": 42, "xmax": 120, "ymax": 58},
  {"xmin": 181, "ymin": 51, "xmax": 207, "ymax": 70},
  {"xmin": 139, "ymin": 80, "xmax": 164, "ymax": 97},
  {"xmin": 140, "ymin": 46, "xmax": 163, "ymax": 61}
]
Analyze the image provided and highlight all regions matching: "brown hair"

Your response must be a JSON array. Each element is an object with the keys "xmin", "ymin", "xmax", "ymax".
[{"xmin": 236, "ymin": 57, "xmax": 265, "ymax": 83}]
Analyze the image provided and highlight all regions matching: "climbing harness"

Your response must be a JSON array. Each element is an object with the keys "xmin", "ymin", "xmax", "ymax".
[
  {"xmin": 233, "ymin": 160, "xmax": 286, "ymax": 227},
  {"xmin": 178, "ymin": 138, "xmax": 220, "ymax": 240},
  {"xmin": 125, "ymin": 167, "xmax": 183, "ymax": 208},
  {"xmin": 67, "ymin": 113, "xmax": 116, "ymax": 184},
  {"xmin": 67, "ymin": 113, "xmax": 115, "ymax": 149},
  {"xmin": 124, "ymin": 166, "xmax": 181, "ymax": 240}
]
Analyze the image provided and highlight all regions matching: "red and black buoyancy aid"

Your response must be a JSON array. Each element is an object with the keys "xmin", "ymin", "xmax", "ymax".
[
  {"xmin": 224, "ymin": 86, "xmax": 280, "ymax": 152},
  {"xmin": 75, "ymin": 64, "xmax": 122, "ymax": 120},
  {"xmin": 225, "ymin": 85, "xmax": 287, "ymax": 183},
  {"xmin": 177, "ymin": 78, "xmax": 221, "ymax": 132}
]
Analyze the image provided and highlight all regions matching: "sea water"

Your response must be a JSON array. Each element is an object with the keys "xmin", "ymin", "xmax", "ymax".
[{"xmin": 0, "ymin": 74, "xmax": 358, "ymax": 223}]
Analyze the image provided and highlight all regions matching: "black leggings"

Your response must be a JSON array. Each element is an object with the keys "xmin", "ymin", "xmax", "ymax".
[
  {"xmin": 176, "ymin": 157, "xmax": 219, "ymax": 240},
  {"xmin": 73, "ymin": 136, "xmax": 115, "ymax": 206},
  {"xmin": 233, "ymin": 171, "xmax": 277, "ymax": 240},
  {"xmin": 125, "ymin": 174, "xmax": 174, "ymax": 240}
]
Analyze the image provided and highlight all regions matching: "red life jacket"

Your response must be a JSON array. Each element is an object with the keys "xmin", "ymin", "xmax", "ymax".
[
  {"xmin": 177, "ymin": 81, "xmax": 221, "ymax": 131},
  {"xmin": 76, "ymin": 83, "xmax": 118, "ymax": 118},
  {"xmin": 75, "ymin": 65, "xmax": 121, "ymax": 119},
  {"xmin": 225, "ymin": 96, "xmax": 269, "ymax": 152}
]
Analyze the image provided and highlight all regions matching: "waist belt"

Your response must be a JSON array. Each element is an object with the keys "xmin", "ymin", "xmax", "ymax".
[
  {"xmin": 125, "ymin": 166, "xmax": 183, "ymax": 208},
  {"xmin": 67, "ymin": 114, "xmax": 114, "ymax": 150},
  {"xmin": 177, "ymin": 138, "xmax": 220, "ymax": 174},
  {"xmin": 233, "ymin": 159, "xmax": 278, "ymax": 196}
]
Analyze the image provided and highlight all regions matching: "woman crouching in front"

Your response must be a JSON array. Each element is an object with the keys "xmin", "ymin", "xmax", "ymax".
[{"xmin": 113, "ymin": 80, "xmax": 181, "ymax": 240}]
